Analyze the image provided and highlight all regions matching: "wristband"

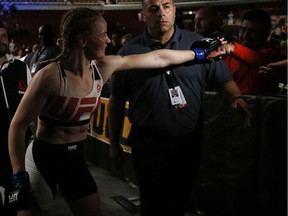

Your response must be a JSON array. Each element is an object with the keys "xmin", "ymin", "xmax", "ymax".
[
  {"xmin": 232, "ymin": 96, "xmax": 247, "ymax": 103},
  {"xmin": 192, "ymin": 48, "xmax": 205, "ymax": 61},
  {"xmin": 11, "ymin": 171, "xmax": 30, "ymax": 184}
]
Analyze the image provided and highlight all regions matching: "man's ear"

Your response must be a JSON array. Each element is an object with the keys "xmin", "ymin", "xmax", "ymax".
[
  {"xmin": 138, "ymin": 11, "xmax": 144, "ymax": 22},
  {"xmin": 77, "ymin": 34, "xmax": 87, "ymax": 48}
]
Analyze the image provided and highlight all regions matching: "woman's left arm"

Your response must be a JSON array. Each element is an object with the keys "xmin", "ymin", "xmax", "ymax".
[
  {"xmin": 96, "ymin": 50, "xmax": 196, "ymax": 83},
  {"xmin": 97, "ymin": 38, "xmax": 224, "ymax": 83}
]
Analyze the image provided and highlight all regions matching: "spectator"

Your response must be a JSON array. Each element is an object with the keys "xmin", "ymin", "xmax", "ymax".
[
  {"xmin": 194, "ymin": 6, "xmax": 236, "ymax": 42},
  {"xmin": 0, "ymin": 21, "xmax": 32, "ymax": 216},
  {"xmin": 8, "ymin": 38, "xmax": 17, "ymax": 55},
  {"xmin": 20, "ymin": 47, "xmax": 32, "ymax": 62},
  {"xmin": 218, "ymin": 9, "xmax": 282, "ymax": 94},
  {"xmin": 28, "ymin": 24, "xmax": 60, "ymax": 76},
  {"xmin": 23, "ymin": 43, "xmax": 38, "ymax": 66},
  {"xmin": 259, "ymin": 59, "xmax": 288, "ymax": 94},
  {"xmin": 107, "ymin": 28, "xmax": 126, "ymax": 55},
  {"xmin": 259, "ymin": 59, "xmax": 287, "ymax": 81},
  {"xmin": 108, "ymin": 0, "xmax": 252, "ymax": 215},
  {"xmin": 120, "ymin": 33, "xmax": 134, "ymax": 45},
  {"xmin": 194, "ymin": 7, "xmax": 223, "ymax": 38}
]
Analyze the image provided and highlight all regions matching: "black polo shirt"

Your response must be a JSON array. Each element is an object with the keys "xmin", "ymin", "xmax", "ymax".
[{"xmin": 111, "ymin": 25, "xmax": 232, "ymax": 136}]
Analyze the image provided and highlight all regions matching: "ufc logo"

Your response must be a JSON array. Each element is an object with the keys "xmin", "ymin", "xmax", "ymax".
[
  {"xmin": 9, "ymin": 191, "xmax": 19, "ymax": 203},
  {"xmin": 68, "ymin": 145, "xmax": 77, "ymax": 151},
  {"xmin": 48, "ymin": 96, "xmax": 99, "ymax": 121}
]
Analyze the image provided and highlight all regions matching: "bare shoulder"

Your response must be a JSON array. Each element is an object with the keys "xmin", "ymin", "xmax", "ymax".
[
  {"xmin": 97, "ymin": 55, "xmax": 127, "ymax": 71},
  {"xmin": 95, "ymin": 55, "xmax": 121, "ymax": 67},
  {"xmin": 30, "ymin": 62, "xmax": 61, "ymax": 96},
  {"xmin": 94, "ymin": 57, "xmax": 122, "ymax": 84},
  {"xmin": 34, "ymin": 62, "xmax": 59, "ymax": 79}
]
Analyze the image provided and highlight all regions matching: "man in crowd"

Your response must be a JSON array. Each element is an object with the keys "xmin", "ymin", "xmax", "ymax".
[
  {"xmin": 194, "ymin": 6, "xmax": 236, "ymax": 42},
  {"xmin": 27, "ymin": 24, "xmax": 60, "ymax": 76},
  {"xmin": 194, "ymin": 6, "xmax": 223, "ymax": 38},
  {"xmin": 0, "ymin": 21, "xmax": 32, "ymax": 216},
  {"xmin": 218, "ymin": 9, "xmax": 282, "ymax": 94}
]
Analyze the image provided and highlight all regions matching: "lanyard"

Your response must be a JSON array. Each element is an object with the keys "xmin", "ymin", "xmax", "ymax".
[
  {"xmin": 165, "ymin": 69, "xmax": 176, "ymax": 88},
  {"xmin": 151, "ymin": 41, "xmax": 188, "ymax": 110},
  {"xmin": 151, "ymin": 41, "xmax": 178, "ymax": 88}
]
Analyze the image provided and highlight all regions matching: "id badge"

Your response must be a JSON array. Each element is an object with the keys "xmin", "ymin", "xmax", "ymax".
[
  {"xmin": 168, "ymin": 86, "xmax": 188, "ymax": 110},
  {"xmin": 168, "ymin": 87, "xmax": 181, "ymax": 105}
]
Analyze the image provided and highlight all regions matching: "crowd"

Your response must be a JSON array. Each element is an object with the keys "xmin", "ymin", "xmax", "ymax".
[{"xmin": 0, "ymin": 2, "xmax": 286, "ymax": 216}]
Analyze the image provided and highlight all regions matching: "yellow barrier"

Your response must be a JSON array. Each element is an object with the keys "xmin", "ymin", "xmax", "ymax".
[{"xmin": 89, "ymin": 97, "xmax": 132, "ymax": 153}]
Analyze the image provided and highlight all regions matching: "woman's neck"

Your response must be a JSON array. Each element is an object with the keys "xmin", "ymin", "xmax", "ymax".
[{"xmin": 62, "ymin": 55, "xmax": 91, "ymax": 77}]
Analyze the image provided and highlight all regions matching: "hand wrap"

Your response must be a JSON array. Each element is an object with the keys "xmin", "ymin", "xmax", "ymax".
[
  {"xmin": 191, "ymin": 38, "xmax": 222, "ymax": 60},
  {"xmin": 9, "ymin": 171, "xmax": 33, "ymax": 211}
]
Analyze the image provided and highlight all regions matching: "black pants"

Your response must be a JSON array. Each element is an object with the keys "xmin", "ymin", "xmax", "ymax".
[{"xmin": 128, "ymin": 125, "xmax": 202, "ymax": 216}]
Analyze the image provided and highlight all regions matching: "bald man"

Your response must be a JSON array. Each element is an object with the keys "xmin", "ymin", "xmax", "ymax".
[{"xmin": 194, "ymin": 7, "xmax": 222, "ymax": 38}]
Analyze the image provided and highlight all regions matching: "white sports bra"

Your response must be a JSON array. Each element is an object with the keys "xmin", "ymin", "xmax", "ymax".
[{"xmin": 39, "ymin": 61, "xmax": 103, "ymax": 126}]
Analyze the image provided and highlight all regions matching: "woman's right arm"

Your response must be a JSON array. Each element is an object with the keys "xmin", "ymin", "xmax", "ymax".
[{"xmin": 8, "ymin": 64, "xmax": 59, "ymax": 173}]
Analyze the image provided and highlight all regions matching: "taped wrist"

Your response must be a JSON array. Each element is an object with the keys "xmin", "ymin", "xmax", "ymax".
[
  {"xmin": 11, "ymin": 171, "xmax": 30, "ymax": 184},
  {"xmin": 192, "ymin": 48, "xmax": 205, "ymax": 61},
  {"xmin": 9, "ymin": 171, "xmax": 32, "ymax": 211}
]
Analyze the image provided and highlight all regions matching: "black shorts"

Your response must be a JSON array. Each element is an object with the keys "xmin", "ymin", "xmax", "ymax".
[{"xmin": 25, "ymin": 139, "xmax": 98, "ymax": 211}]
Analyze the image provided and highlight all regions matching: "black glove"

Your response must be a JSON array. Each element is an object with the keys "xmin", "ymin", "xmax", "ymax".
[
  {"xmin": 8, "ymin": 171, "xmax": 32, "ymax": 211},
  {"xmin": 191, "ymin": 38, "xmax": 222, "ymax": 60}
]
